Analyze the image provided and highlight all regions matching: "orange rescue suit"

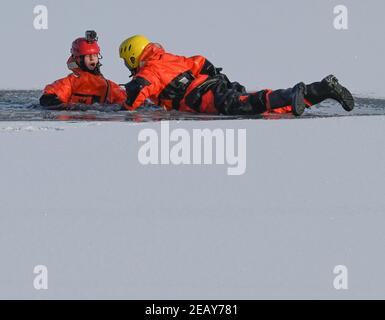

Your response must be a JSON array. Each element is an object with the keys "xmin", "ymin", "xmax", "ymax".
[
  {"xmin": 123, "ymin": 43, "xmax": 303, "ymax": 115},
  {"xmin": 43, "ymin": 68, "xmax": 127, "ymax": 106}
]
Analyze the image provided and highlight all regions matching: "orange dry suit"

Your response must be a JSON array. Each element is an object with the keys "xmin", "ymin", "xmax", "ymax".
[
  {"xmin": 40, "ymin": 57, "xmax": 127, "ymax": 108},
  {"xmin": 123, "ymin": 44, "xmax": 327, "ymax": 115}
]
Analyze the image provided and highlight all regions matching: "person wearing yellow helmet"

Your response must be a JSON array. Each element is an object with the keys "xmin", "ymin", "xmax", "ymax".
[{"xmin": 119, "ymin": 35, "xmax": 354, "ymax": 116}]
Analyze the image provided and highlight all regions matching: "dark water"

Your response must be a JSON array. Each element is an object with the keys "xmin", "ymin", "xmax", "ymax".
[{"xmin": 0, "ymin": 90, "xmax": 384, "ymax": 122}]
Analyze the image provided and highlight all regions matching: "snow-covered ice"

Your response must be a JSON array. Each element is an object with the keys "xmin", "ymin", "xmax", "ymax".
[{"xmin": 0, "ymin": 116, "xmax": 384, "ymax": 299}]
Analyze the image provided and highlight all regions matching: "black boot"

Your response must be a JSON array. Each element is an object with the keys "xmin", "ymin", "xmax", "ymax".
[
  {"xmin": 306, "ymin": 75, "xmax": 355, "ymax": 112},
  {"xmin": 216, "ymin": 81, "xmax": 306, "ymax": 116},
  {"xmin": 266, "ymin": 82, "xmax": 307, "ymax": 116},
  {"xmin": 291, "ymin": 83, "xmax": 307, "ymax": 116}
]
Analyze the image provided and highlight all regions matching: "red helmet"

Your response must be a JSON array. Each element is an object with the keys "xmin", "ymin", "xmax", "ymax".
[{"xmin": 71, "ymin": 38, "xmax": 100, "ymax": 57}]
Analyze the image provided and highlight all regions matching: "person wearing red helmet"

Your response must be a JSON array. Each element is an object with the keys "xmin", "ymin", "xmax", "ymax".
[{"xmin": 40, "ymin": 31, "xmax": 126, "ymax": 108}]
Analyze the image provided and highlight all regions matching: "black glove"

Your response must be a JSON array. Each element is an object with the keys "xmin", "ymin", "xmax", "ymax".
[{"xmin": 39, "ymin": 94, "xmax": 63, "ymax": 107}]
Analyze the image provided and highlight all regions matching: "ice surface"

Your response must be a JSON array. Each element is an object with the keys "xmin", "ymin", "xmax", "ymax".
[{"xmin": 1, "ymin": 90, "xmax": 385, "ymax": 122}]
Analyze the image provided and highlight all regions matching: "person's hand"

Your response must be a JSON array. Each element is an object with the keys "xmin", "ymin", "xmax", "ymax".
[{"xmin": 39, "ymin": 94, "xmax": 63, "ymax": 108}]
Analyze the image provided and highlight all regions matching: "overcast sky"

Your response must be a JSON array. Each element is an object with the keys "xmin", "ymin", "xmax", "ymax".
[{"xmin": 0, "ymin": 0, "xmax": 384, "ymax": 97}]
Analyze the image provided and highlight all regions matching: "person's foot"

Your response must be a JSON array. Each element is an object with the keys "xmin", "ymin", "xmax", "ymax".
[
  {"xmin": 322, "ymin": 75, "xmax": 355, "ymax": 112},
  {"xmin": 291, "ymin": 82, "xmax": 307, "ymax": 116}
]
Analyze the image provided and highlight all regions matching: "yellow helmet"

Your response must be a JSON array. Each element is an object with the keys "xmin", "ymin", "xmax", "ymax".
[{"xmin": 119, "ymin": 35, "xmax": 150, "ymax": 70}]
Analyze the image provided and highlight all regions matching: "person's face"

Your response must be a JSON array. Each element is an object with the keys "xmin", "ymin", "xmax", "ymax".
[{"xmin": 84, "ymin": 54, "xmax": 99, "ymax": 71}]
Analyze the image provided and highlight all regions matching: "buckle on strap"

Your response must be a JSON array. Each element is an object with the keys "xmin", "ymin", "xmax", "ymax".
[{"xmin": 159, "ymin": 71, "xmax": 195, "ymax": 110}]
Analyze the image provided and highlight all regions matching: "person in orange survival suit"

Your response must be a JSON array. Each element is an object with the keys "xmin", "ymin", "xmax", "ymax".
[
  {"xmin": 118, "ymin": 35, "xmax": 355, "ymax": 116},
  {"xmin": 40, "ymin": 31, "xmax": 126, "ymax": 108}
]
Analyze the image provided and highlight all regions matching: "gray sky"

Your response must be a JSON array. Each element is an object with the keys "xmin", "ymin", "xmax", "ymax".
[{"xmin": 1, "ymin": 0, "xmax": 384, "ymax": 97}]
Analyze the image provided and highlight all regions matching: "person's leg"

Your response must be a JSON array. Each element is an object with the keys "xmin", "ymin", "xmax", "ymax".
[
  {"xmin": 214, "ymin": 83, "xmax": 307, "ymax": 116},
  {"xmin": 213, "ymin": 75, "xmax": 354, "ymax": 116},
  {"xmin": 265, "ymin": 83, "xmax": 307, "ymax": 116}
]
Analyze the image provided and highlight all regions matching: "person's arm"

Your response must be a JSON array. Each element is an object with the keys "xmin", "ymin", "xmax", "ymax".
[
  {"xmin": 188, "ymin": 56, "xmax": 223, "ymax": 77},
  {"xmin": 39, "ymin": 94, "xmax": 63, "ymax": 108},
  {"xmin": 123, "ymin": 71, "xmax": 161, "ymax": 111},
  {"xmin": 40, "ymin": 76, "xmax": 73, "ymax": 107},
  {"xmin": 107, "ymin": 80, "xmax": 127, "ymax": 105}
]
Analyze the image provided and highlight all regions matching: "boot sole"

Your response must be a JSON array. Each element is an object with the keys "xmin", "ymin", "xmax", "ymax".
[
  {"xmin": 324, "ymin": 75, "xmax": 355, "ymax": 112},
  {"xmin": 292, "ymin": 82, "xmax": 307, "ymax": 117}
]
